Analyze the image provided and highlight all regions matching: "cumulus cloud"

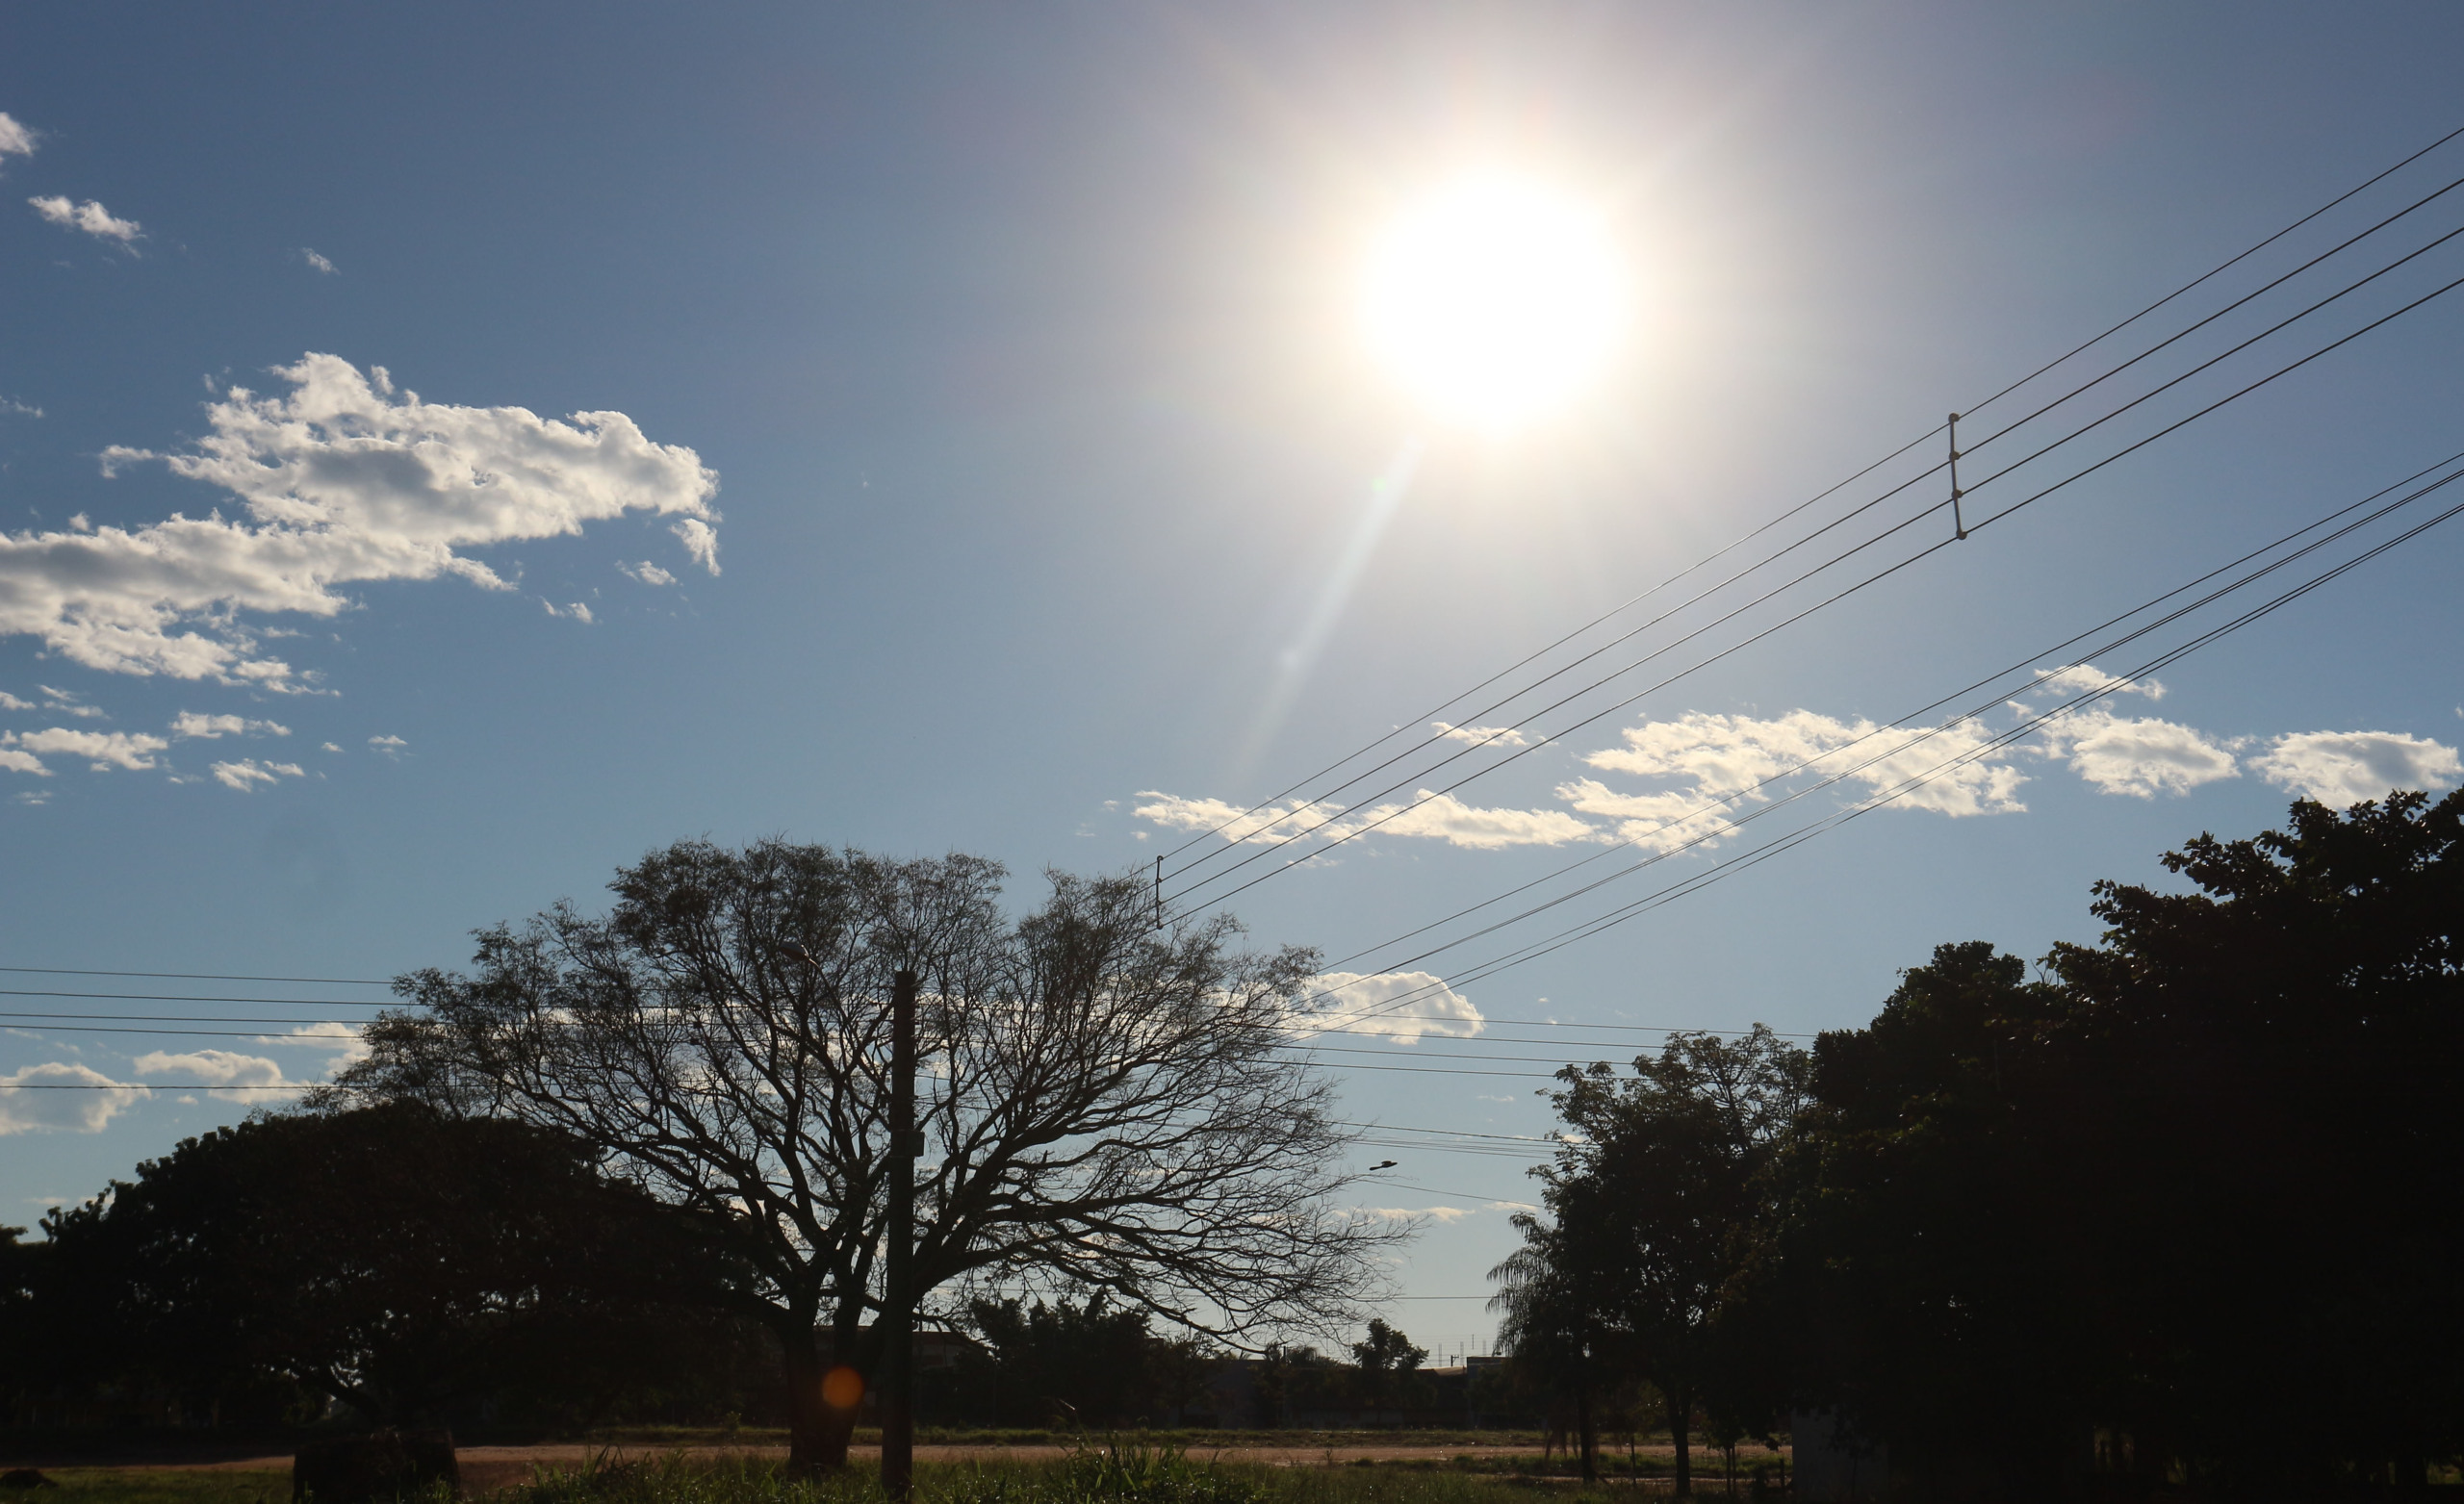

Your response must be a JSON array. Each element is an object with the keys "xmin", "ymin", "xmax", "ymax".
[
  {"xmin": 542, "ymin": 599, "xmax": 595, "ymax": 624},
  {"xmin": 1431, "ymin": 722, "xmax": 1530, "ymax": 748},
  {"xmin": 672, "ymin": 517, "xmax": 720, "ymax": 574},
  {"xmin": 620, "ymin": 560, "xmax": 675, "ymax": 586},
  {"xmin": 0, "ymin": 354, "xmax": 718, "ymax": 686},
  {"xmin": 1572, "ymin": 709, "xmax": 2028, "ymax": 851},
  {"xmin": 368, "ymin": 733, "xmax": 406, "ymax": 758},
  {"xmin": 1134, "ymin": 791, "xmax": 1348, "ymax": 846},
  {"xmin": 209, "ymin": 758, "xmax": 304, "ymax": 791},
  {"xmin": 1334, "ymin": 790, "xmax": 1598, "ymax": 849},
  {"xmin": 2, "ymin": 727, "xmax": 168, "ymax": 771},
  {"xmin": 0, "ymin": 691, "xmax": 30, "ymax": 710},
  {"xmin": 2034, "ymin": 707, "xmax": 2239, "ymax": 798},
  {"xmin": 300, "ymin": 247, "xmax": 337, "ymax": 275},
  {"xmin": 1305, "ymin": 971, "xmax": 1484, "ymax": 1043},
  {"xmin": 171, "ymin": 711, "xmax": 289, "ymax": 740},
  {"xmin": 0, "ymin": 1061, "xmax": 147, "ymax": 1134},
  {"xmin": 0, "ymin": 748, "xmax": 44, "ymax": 776},
  {"xmin": 0, "ymin": 112, "xmax": 34, "ymax": 164},
  {"xmin": 130, "ymin": 1048, "xmax": 295, "ymax": 1100},
  {"xmin": 2250, "ymin": 730, "xmax": 2462, "ymax": 805},
  {"xmin": 29, "ymin": 194, "xmax": 141, "ymax": 243}
]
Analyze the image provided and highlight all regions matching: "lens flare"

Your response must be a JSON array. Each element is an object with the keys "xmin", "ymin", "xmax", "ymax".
[{"xmin": 1361, "ymin": 174, "xmax": 1629, "ymax": 429}]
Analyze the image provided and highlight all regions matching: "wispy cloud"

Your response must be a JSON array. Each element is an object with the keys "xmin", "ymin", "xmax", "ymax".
[
  {"xmin": 671, "ymin": 517, "xmax": 721, "ymax": 574},
  {"xmin": 171, "ymin": 711, "xmax": 290, "ymax": 740},
  {"xmin": 130, "ymin": 1048, "xmax": 297, "ymax": 1100},
  {"xmin": 299, "ymin": 247, "xmax": 337, "ymax": 275},
  {"xmin": 1431, "ymin": 722, "xmax": 1531, "ymax": 748},
  {"xmin": 620, "ymin": 560, "xmax": 676, "ymax": 586},
  {"xmin": 29, "ymin": 194, "xmax": 141, "ymax": 244},
  {"xmin": 0, "ymin": 354, "xmax": 717, "ymax": 687},
  {"xmin": 0, "ymin": 1061, "xmax": 147, "ymax": 1134},
  {"xmin": 1134, "ymin": 792, "xmax": 1348, "ymax": 846},
  {"xmin": 0, "ymin": 112, "xmax": 36, "ymax": 165},
  {"xmin": 368, "ymin": 733, "xmax": 407, "ymax": 759},
  {"xmin": 1337, "ymin": 790, "xmax": 1598, "ymax": 850},
  {"xmin": 208, "ymin": 758, "xmax": 304, "ymax": 791}
]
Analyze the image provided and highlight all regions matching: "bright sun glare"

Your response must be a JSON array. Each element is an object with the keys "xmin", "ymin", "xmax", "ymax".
[{"xmin": 1362, "ymin": 174, "xmax": 1628, "ymax": 430}]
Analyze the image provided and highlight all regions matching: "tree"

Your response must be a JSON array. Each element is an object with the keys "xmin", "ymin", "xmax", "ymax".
[
  {"xmin": 1773, "ymin": 792, "xmax": 2464, "ymax": 1495},
  {"xmin": 31, "ymin": 1102, "xmax": 720, "ymax": 1426},
  {"xmin": 1348, "ymin": 1319, "xmax": 1427, "ymax": 1410},
  {"xmin": 329, "ymin": 841, "xmax": 1397, "ymax": 1472},
  {"xmin": 1497, "ymin": 1026, "xmax": 1807, "ymax": 1494}
]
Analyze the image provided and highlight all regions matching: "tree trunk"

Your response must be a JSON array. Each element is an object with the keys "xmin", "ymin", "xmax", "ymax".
[
  {"xmin": 783, "ymin": 1327, "xmax": 834, "ymax": 1478},
  {"xmin": 1667, "ymin": 1390, "xmax": 1692, "ymax": 1498},
  {"xmin": 1576, "ymin": 1375, "xmax": 1597, "ymax": 1483}
]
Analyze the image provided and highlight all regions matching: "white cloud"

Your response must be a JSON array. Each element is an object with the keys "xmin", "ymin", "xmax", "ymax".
[
  {"xmin": 130, "ymin": 1048, "xmax": 295, "ymax": 1100},
  {"xmin": 1431, "ymin": 722, "xmax": 1530, "ymax": 748},
  {"xmin": 2031, "ymin": 664, "xmax": 2166, "ymax": 701},
  {"xmin": 209, "ymin": 758, "xmax": 304, "ymax": 791},
  {"xmin": 1135, "ymin": 787, "xmax": 1593, "ymax": 852},
  {"xmin": 2250, "ymin": 730, "xmax": 2462, "ymax": 805},
  {"xmin": 170, "ymin": 711, "xmax": 289, "ymax": 740},
  {"xmin": 0, "ymin": 397, "xmax": 38, "ymax": 419},
  {"xmin": 2, "ymin": 727, "xmax": 167, "ymax": 771},
  {"xmin": 621, "ymin": 559, "xmax": 676, "ymax": 586},
  {"xmin": 0, "ymin": 748, "xmax": 45, "ymax": 776},
  {"xmin": 321, "ymin": 741, "xmax": 342, "ymax": 752},
  {"xmin": 38, "ymin": 685, "xmax": 104, "ymax": 719},
  {"xmin": 300, "ymin": 247, "xmax": 337, "ymax": 275},
  {"xmin": 368, "ymin": 733, "xmax": 406, "ymax": 758},
  {"xmin": 0, "ymin": 1061, "xmax": 147, "ymax": 1134},
  {"xmin": 1364, "ymin": 1205, "xmax": 1475, "ymax": 1223},
  {"xmin": 672, "ymin": 517, "xmax": 720, "ymax": 574},
  {"xmin": 0, "ymin": 113, "xmax": 35, "ymax": 164},
  {"xmin": 29, "ymin": 194, "xmax": 141, "ymax": 243},
  {"xmin": 256, "ymin": 1021, "xmax": 371, "ymax": 1069},
  {"xmin": 1574, "ymin": 709, "xmax": 2027, "ymax": 844},
  {"xmin": 1333, "ymin": 790, "xmax": 1598, "ymax": 850},
  {"xmin": 542, "ymin": 599, "xmax": 595, "ymax": 623},
  {"xmin": 1134, "ymin": 791, "xmax": 1349, "ymax": 845},
  {"xmin": 0, "ymin": 353, "xmax": 717, "ymax": 686},
  {"xmin": 1554, "ymin": 778, "xmax": 1742, "ymax": 854},
  {"xmin": 2033, "ymin": 706, "xmax": 2238, "ymax": 798},
  {"xmin": 1306, "ymin": 971, "xmax": 1484, "ymax": 1043},
  {"xmin": 0, "ymin": 691, "xmax": 30, "ymax": 710}
]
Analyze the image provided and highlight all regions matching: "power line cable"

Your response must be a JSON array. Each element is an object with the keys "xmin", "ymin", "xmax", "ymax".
[
  {"xmin": 1156, "ymin": 124, "xmax": 2464, "ymax": 881},
  {"xmin": 1165, "ymin": 253, "xmax": 2464, "ymax": 916}
]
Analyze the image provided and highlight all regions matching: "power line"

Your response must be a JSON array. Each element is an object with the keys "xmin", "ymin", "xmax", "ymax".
[
  {"xmin": 1165, "ymin": 252, "xmax": 2464, "ymax": 920},
  {"xmin": 1232, "ymin": 450, "xmax": 2464, "ymax": 1041},
  {"xmin": 1272, "ymin": 451, "xmax": 2464, "ymax": 1029},
  {"xmin": 1156, "ymin": 124, "xmax": 2464, "ymax": 889},
  {"xmin": 0, "ymin": 966, "xmax": 390, "ymax": 985}
]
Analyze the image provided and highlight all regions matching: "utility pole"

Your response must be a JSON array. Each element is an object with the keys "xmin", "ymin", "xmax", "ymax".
[{"xmin": 881, "ymin": 968, "xmax": 919, "ymax": 1501}]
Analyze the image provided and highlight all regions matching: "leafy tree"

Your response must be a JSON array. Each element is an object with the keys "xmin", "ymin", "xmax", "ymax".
[
  {"xmin": 1776, "ymin": 792, "xmax": 2464, "ymax": 1495},
  {"xmin": 330, "ymin": 842, "xmax": 1397, "ymax": 1472},
  {"xmin": 1499, "ymin": 1027, "xmax": 1806, "ymax": 1494},
  {"xmin": 32, "ymin": 1102, "xmax": 722, "ymax": 1426},
  {"xmin": 1348, "ymin": 1319, "xmax": 1427, "ymax": 1409}
]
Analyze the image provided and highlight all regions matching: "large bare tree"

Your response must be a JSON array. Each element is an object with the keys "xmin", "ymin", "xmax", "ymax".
[{"xmin": 324, "ymin": 840, "xmax": 1398, "ymax": 1471}]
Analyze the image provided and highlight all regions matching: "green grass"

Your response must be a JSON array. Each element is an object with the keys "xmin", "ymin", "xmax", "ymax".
[{"xmin": 23, "ymin": 1467, "xmax": 291, "ymax": 1504}]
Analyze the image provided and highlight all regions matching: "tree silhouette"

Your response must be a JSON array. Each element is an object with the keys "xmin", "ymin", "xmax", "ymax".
[{"xmin": 329, "ymin": 841, "xmax": 1397, "ymax": 1472}]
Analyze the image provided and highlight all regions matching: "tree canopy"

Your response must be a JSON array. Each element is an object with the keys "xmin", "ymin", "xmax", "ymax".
[{"xmin": 328, "ymin": 840, "xmax": 1398, "ymax": 1470}]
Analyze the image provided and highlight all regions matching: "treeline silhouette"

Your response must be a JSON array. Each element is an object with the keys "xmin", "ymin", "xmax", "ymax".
[
  {"xmin": 1496, "ymin": 791, "xmax": 2464, "ymax": 1499},
  {"xmin": 3, "ymin": 792, "xmax": 2457, "ymax": 1499}
]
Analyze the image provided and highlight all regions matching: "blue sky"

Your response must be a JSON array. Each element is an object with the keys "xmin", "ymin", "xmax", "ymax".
[{"xmin": 5, "ymin": 3, "xmax": 2463, "ymax": 1351}]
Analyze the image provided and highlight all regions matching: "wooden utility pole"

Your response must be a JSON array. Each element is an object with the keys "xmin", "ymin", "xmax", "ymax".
[{"xmin": 881, "ymin": 967, "xmax": 919, "ymax": 1501}]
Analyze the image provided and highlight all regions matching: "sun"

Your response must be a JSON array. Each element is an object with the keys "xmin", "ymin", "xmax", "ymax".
[{"xmin": 1360, "ymin": 174, "xmax": 1629, "ymax": 430}]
